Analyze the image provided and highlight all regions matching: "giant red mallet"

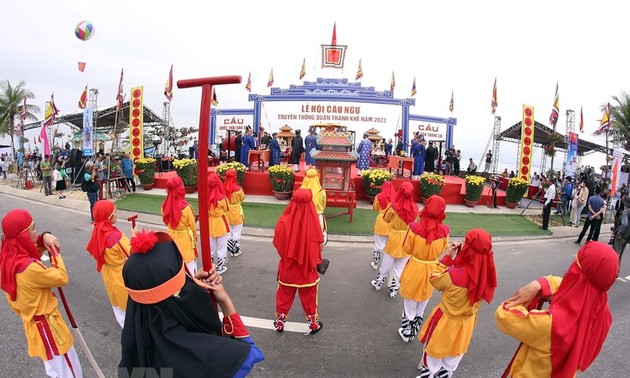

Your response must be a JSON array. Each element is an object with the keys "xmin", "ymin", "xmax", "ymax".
[
  {"xmin": 127, "ymin": 214, "xmax": 138, "ymax": 229},
  {"xmin": 177, "ymin": 75, "xmax": 241, "ymax": 271}
]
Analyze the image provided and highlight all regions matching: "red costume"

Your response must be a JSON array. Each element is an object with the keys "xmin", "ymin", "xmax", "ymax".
[{"xmin": 273, "ymin": 188, "xmax": 324, "ymax": 334}]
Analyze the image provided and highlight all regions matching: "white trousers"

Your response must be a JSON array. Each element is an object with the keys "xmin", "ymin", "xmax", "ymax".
[
  {"xmin": 211, "ymin": 234, "xmax": 228, "ymax": 259},
  {"xmin": 229, "ymin": 223, "xmax": 243, "ymax": 241},
  {"xmin": 185, "ymin": 259, "xmax": 198, "ymax": 276},
  {"xmin": 403, "ymin": 299, "xmax": 429, "ymax": 321},
  {"xmin": 422, "ymin": 353, "xmax": 464, "ymax": 377},
  {"xmin": 379, "ymin": 254, "xmax": 409, "ymax": 286},
  {"xmin": 112, "ymin": 306, "xmax": 125, "ymax": 328},
  {"xmin": 373, "ymin": 234, "xmax": 387, "ymax": 252},
  {"xmin": 43, "ymin": 345, "xmax": 83, "ymax": 378}
]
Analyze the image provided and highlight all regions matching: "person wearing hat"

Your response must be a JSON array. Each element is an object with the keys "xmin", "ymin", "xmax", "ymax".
[
  {"xmin": 269, "ymin": 132, "xmax": 281, "ymax": 167},
  {"xmin": 371, "ymin": 182, "xmax": 418, "ymax": 298},
  {"xmin": 356, "ymin": 132, "xmax": 372, "ymax": 176},
  {"xmin": 119, "ymin": 230, "xmax": 264, "ymax": 377},
  {"xmin": 207, "ymin": 173, "xmax": 231, "ymax": 274},
  {"xmin": 397, "ymin": 195, "xmax": 449, "ymax": 342},
  {"xmin": 261, "ymin": 131, "xmax": 272, "ymax": 150},
  {"xmin": 86, "ymin": 200, "xmax": 133, "ymax": 328},
  {"xmin": 304, "ymin": 127, "xmax": 318, "ymax": 167},
  {"xmin": 161, "ymin": 176, "xmax": 198, "ymax": 274},
  {"xmin": 411, "ymin": 136, "xmax": 426, "ymax": 180},
  {"xmin": 272, "ymin": 188, "xmax": 325, "ymax": 334},
  {"xmin": 1, "ymin": 209, "xmax": 84, "ymax": 377},
  {"xmin": 224, "ymin": 169, "xmax": 245, "ymax": 258},
  {"xmin": 371, "ymin": 181, "xmax": 396, "ymax": 270},
  {"xmin": 240, "ymin": 126, "xmax": 256, "ymax": 168},
  {"xmin": 289, "ymin": 129, "xmax": 304, "ymax": 171},
  {"xmin": 417, "ymin": 228, "xmax": 497, "ymax": 378},
  {"xmin": 300, "ymin": 168, "xmax": 327, "ymax": 244},
  {"xmin": 495, "ymin": 241, "xmax": 618, "ymax": 377}
]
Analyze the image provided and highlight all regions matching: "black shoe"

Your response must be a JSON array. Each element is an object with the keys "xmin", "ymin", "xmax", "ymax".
[
  {"xmin": 574, "ymin": 240, "xmax": 581, "ymax": 244},
  {"xmin": 539, "ymin": 226, "xmax": 547, "ymax": 230}
]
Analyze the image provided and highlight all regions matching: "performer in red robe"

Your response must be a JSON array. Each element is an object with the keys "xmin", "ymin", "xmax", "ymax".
[{"xmin": 273, "ymin": 188, "xmax": 325, "ymax": 334}]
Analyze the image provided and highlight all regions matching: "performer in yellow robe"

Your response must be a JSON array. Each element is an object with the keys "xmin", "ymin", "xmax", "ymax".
[
  {"xmin": 371, "ymin": 182, "xmax": 418, "ymax": 298},
  {"xmin": 86, "ymin": 200, "xmax": 132, "ymax": 328},
  {"xmin": 301, "ymin": 167, "xmax": 327, "ymax": 244},
  {"xmin": 495, "ymin": 241, "xmax": 618, "ymax": 378},
  {"xmin": 224, "ymin": 169, "xmax": 245, "ymax": 257},
  {"xmin": 417, "ymin": 228, "xmax": 497, "ymax": 378},
  {"xmin": 161, "ymin": 176, "xmax": 198, "ymax": 274},
  {"xmin": 371, "ymin": 181, "xmax": 396, "ymax": 269},
  {"xmin": 207, "ymin": 173, "xmax": 230, "ymax": 274},
  {"xmin": 1, "ymin": 209, "xmax": 83, "ymax": 377},
  {"xmin": 398, "ymin": 195, "xmax": 449, "ymax": 342}
]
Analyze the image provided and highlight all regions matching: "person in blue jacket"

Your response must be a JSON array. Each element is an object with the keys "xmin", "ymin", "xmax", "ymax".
[
  {"xmin": 269, "ymin": 132, "xmax": 281, "ymax": 167},
  {"xmin": 240, "ymin": 127, "xmax": 256, "ymax": 167},
  {"xmin": 412, "ymin": 137, "xmax": 426, "ymax": 179},
  {"xmin": 304, "ymin": 127, "xmax": 318, "ymax": 167}
]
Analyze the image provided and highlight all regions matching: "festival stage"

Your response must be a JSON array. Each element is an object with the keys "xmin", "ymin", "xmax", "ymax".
[{"xmin": 154, "ymin": 164, "xmax": 506, "ymax": 206}]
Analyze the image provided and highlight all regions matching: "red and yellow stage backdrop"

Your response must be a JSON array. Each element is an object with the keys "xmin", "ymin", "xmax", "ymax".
[
  {"xmin": 519, "ymin": 105, "xmax": 535, "ymax": 181},
  {"xmin": 129, "ymin": 86, "xmax": 144, "ymax": 161}
]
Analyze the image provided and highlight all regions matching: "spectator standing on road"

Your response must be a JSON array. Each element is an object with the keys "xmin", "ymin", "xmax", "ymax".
[
  {"xmin": 0, "ymin": 156, "xmax": 6, "ymax": 179},
  {"xmin": 41, "ymin": 154, "xmax": 53, "ymax": 196},
  {"xmin": 84, "ymin": 162, "xmax": 100, "ymax": 221},
  {"xmin": 397, "ymin": 195, "xmax": 449, "ymax": 343},
  {"xmin": 55, "ymin": 157, "xmax": 67, "ymax": 199},
  {"xmin": 541, "ymin": 176, "xmax": 556, "ymax": 230},
  {"xmin": 571, "ymin": 180, "xmax": 589, "ymax": 228},
  {"xmin": 417, "ymin": 228, "xmax": 497, "ymax": 378},
  {"xmin": 371, "ymin": 181, "xmax": 396, "ymax": 270},
  {"xmin": 121, "ymin": 152, "xmax": 136, "ymax": 193},
  {"xmin": 495, "ymin": 241, "xmax": 618, "ymax": 378},
  {"xmin": 1, "ymin": 209, "xmax": 84, "ymax": 378},
  {"xmin": 576, "ymin": 186, "xmax": 606, "ymax": 244},
  {"xmin": 161, "ymin": 176, "xmax": 198, "ymax": 274},
  {"xmin": 272, "ymin": 188, "xmax": 324, "ymax": 335},
  {"xmin": 86, "ymin": 200, "xmax": 133, "ymax": 328},
  {"xmin": 559, "ymin": 177, "xmax": 573, "ymax": 217}
]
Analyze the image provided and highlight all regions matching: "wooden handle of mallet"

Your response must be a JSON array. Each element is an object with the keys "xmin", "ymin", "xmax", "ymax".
[{"xmin": 127, "ymin": 214, "xmax": 138, "ymax": 229}]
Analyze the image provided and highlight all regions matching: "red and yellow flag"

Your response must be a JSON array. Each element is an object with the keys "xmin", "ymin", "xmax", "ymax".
[
  {"xmin": 548, "ymin": 82, "xmax": 560, "ymax": 127},
  {"xmin": 390, "ymin": 71, "xmax": 395, "ymax": 92},
  {"xmin": 597, "ymin": 102, "xmax": 611, "ymax": 133},
  {"xmin": 411, "ymin": 77, "xmax": 417, "ymax": 97},
  {"xmin": 355, "ymin": 59, "xmax": 363, "ymax": 80},
  {"xmin": 245, "ymin": 71, "xmax": 252, "ymax": 92},
  {"xmin": 491, "ymin": 78, "xmax": 498, "ymax": 114},
  {"xmin": 44, "ymin": 93, "xmax": 59, "ymax": 126},
  {"xmin": 116, "ymin": 68, "xmax": 124, "ymax": 110},
  {"xmin": 267, "ymin": 68, "xmax": 274, "ymax": 87},
  {"xmin": 299, "ymin": 58, "xmax": 306, "ymax": 80},
  {"xmin": 164, "ymin": 64, "xmax": 173, "ymax": 102},
  {"xmin": 579, "ymin": 106, "xmax": 584, "ymax": 133},
  {"xmin": 78, "ymin": 85, "xmax": 88, "ymax": 109},
  {"xmin": 212, "ymin": 87, "xmax": 218, "ymax": 106}
]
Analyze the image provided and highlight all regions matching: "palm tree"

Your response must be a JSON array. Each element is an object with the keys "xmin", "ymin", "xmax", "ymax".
[
  {"xmin": 0, "ymin": 80, "xmax": 40, "ymax": 160},
  {"xmin": 608, "ymin": 92, "xmax": 630, "ymax": 151}
]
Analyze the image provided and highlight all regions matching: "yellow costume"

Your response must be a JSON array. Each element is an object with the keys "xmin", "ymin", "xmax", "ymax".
[
  {"xmin": 226, "ymin": 189, "xmax": 245, "ymax": 225},
  {"xmin": 399, "ymin": 233, "xmax": 448, "ymax": 301},
  {"xmin": 7, "ymin": 257, "xmax": 73, "ymax": 360},
  {"xmin": 164, "ymin": 204, "xmax": 198, "ymax": 264},
  {"xmin": 208, "ymin": 199, "xmax": 230, "ymax": 238},
  {"xmin": 101, "ymin": 234, "xmax": 131, "ymax": 311},
  {"xmin": 300, "ymin": 168, "xmax": 327, "ymax": 232},
  {"xmin": 372, "ymin": 199, "xmax": 391, "ymax": 236},
  {"xmin": 495, "ymin": 275, "xmax": 563, "ymax": 378},
  {"xmin": 383, "ymin": 209, "xmax": 409, "ymax": 259}
]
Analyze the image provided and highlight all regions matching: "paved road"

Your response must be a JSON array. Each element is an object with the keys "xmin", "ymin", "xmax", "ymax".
[{"xmin": 1, "ymin": 194, "xmax": 629, "ymax": 377}]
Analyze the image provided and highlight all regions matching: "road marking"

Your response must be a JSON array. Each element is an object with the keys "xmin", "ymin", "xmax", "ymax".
[
  {"xmin": 618, "ymin": 277, "xmax": 627, "ymax": 282},
  {"xmin": 218, "ymin": 312, "xmax": 309, "ymax": 333}
]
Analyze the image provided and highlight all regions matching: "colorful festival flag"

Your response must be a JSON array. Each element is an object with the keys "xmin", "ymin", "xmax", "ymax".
[
  {"xmin": 491, "ymin": 78, "xmax": 498, "ymax": 114},
  {"xmin": 245, "ymin": 71, "xmax": 252, "ymax": 92},
  {"xmin": 390, "ymin": 71, "xmax": 395, "ymax": 92},
  {"xmin": 579, "ymin": 106, "xmax": 584, "ymax": 133},
  {"xmin": 449, "ymin": 90, "xmax": 454, "ymax": 112},
  {"xmin": 549, "ymin": 82, "xmax": 560, "ymax": 127},
  {"xmin": 597, "ymin": 102, "xmax": 611, "ymax": 133},
  {"xmin": 44, "ymin": 94, "xmax": 59, "ymax": 126},
  {"xmin": 411, "ymin": 77, "xmax": 417, "ymax": 97},
  {"xmin": 39, "ymin": 122, "xmax": 50, "ymax": 155},
  {"xmin": 212, "ymin": 87, "xmax": 218, "ymax": 106},
  {"xmin": 164, "ymin": 64, "xmax": 173, "ymax": 102},
  {"xmin": 355, "ymin": 59, "xmax": 363, "ymax": 80},
  {"xmin": 116, "ymin": 68, "xmax": 124, "ymax": 110},
  {"xmin": 267, "ymin": 68, "xmax": 274, "ymax": 87},
  {"xmin": 78, "ymin": 85, "xmax": 88, "ymax": 109},
  {"xmin": 299, "ymin": 58, "xmax": 306, "ymax": 79}
]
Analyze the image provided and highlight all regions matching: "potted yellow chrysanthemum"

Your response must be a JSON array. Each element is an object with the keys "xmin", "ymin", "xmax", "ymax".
[
  {"xmin": 464, "ymin": 175, "xmax": 486, "ymax": 207},
  {"xmin": 361, "ymin": 169, "xmax": 393, "ymax": 200}
]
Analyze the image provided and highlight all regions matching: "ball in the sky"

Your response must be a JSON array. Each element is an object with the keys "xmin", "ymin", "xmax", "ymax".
[{"xmin": 75, "ymin": 21, "xmax": 95, "ymax": 41}]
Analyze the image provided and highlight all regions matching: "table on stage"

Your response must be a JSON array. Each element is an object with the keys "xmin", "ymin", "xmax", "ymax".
[
  {"xmin": 248, "ymin": 150, "xmax": 270, "ymax": 172},
  {"xmin": 388, "ymin": 156, "xmax": 414, "ymax": 178}
]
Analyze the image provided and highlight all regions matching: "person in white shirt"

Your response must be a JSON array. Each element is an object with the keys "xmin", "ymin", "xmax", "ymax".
[{"xmin": 541, "ymin": 177, "xmax": 556, "ymax": 230}]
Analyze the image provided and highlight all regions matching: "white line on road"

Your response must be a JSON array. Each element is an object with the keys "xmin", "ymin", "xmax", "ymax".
[{"xmin": 218, "ymin": 312, "xmax": 309, "ymax": 333}]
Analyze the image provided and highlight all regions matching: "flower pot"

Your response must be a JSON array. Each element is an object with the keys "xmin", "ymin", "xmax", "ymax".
[
  {"xmin": 273, "ymin": 190, "xmax": 292, "ymax": 200},
  {"xmin": 506, "ymin": 201, "xmax": 518, "ymax": 209},
  {"xmin": 464, "ymin": 199, "xmax": 478, "ymax": 208},
  {"xmin": 142, "ymin": 183, "xmax": 154, "ymax": 191},
  {"xmin": 184, "ymin": 185, "xmax": 197, "ymax": 194}
]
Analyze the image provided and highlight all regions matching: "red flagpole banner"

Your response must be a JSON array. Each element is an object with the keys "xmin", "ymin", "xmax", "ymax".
[
  {"xmin": 116, "ymin": 68, "xmax": 124, "ymax": 110},
  {"xmin": 245, "ymin": 72, "xmax": 252, "ymax": 92},
  {"xmin": 579, "ymin": 106, "xmax": 584, "ymax": 133},
  {"xmin": 519, "ymin": 105, "xmax": 535, "ymax": 182},
  {"xmin": 411, "ymin": 77, "xmax": 417, "ymax": 97},
  {"xmin": 355, "ymin": 59, "xmax": 363, "ymax": 80},
  {"xmin": 164, "ymin": 64, "xmax": 174, "ymax": 102},
  {"xmin": 321, "ymin": 22, "xmax": 347, "ymax": 69},
  {"xmin": 78, "ymin": 85, "xmax": 88, "ymax": 109},
  {"xmin": 491, "ymin": 78, "xmax": 498, "ymax": 114},
  {"xmin": 390, "ymin": 71, "xmax": 395, "ymax": 92},
  {"xmin": 299, "ymin": 57, "xmax": 306, "ymax": 79},
  {"xmin": 548, "ymin": 82, "xmax": 559, "ymax": 127},
  {"xmin": 267, "ymin": 68, "xmax": 274, "ymax": 87}
]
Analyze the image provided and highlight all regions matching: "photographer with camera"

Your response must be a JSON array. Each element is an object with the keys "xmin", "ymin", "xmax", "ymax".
[{"xmin": 83, "ymin": 162, "xmax": 100, "ymax": 220}]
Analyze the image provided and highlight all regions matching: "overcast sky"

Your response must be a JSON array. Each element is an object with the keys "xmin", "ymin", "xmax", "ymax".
[{"xmin": 2, "ymin": 0, "xmax": 628, "ymax": 172}]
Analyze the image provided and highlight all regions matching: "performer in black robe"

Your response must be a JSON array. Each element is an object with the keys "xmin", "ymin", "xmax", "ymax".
[
  {"xmin": 289, "ymin": 129, "xmax": 304, "ymax": 171},
  {"xmin": 234, "ymin": 131, "xmax": 243, "ymax": 163},
  {"xmin": 424, "ymin": 141, "xmax": 438, "ymax": 172}
]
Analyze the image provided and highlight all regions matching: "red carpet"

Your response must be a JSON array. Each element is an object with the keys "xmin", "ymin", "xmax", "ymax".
[{"xmin": 154, "ymin": 164, "xmax": 506, "ymax": 206}]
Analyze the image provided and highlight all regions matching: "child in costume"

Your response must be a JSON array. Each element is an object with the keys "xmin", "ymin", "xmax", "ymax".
[
  {"xmin": 86, "ymin": 200, "xmax": 133, "ymax": 328},
  {"xmin": 223, "ymin": 169, "xmax": 245, "ymax": 257},
  {"xmin": 495, "ymin": 241, "xmax": 618, "ymax": 378},
  {"xmin": 371, "ymin": 181, "xmax": 418, "ymax": 298},
  {"xmin": 398, "ymin": 195, "xmax": 449, "ymax": 342},
  {"xmin": 417, "ymin": 228, "xmax": 497, "ymax": 378},
  {"xmin": 161, "ymin": 176, "xmax": 198, "ymax": 274},
  {"xmin": 300, "ymin": 167, "xmax": 327, "ymax": 244},
  {"xmin": 371, "ymin": 181, "xmax": 396, "ymax": 269},
  {"xmin": 207, "ymin": 173, "xmax": 231, "ymax": 274},
  {"xmin": 1, "ymin": 209, "xmax": 83, "ymax": 377},
  {"xmin": 273, "ymin": 188, "xmax": 325, "ymax": 335}
]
